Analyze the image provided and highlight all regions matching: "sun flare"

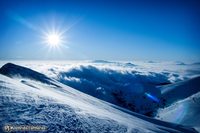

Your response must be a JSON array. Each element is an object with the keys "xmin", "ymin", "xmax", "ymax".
[
  {"xmin": 41, "ymin": 22, "xmax": 71, "ymax": 49},
  {"xmin": 47, "ymin": 33, "xmax": 61, "ymax": 46}
]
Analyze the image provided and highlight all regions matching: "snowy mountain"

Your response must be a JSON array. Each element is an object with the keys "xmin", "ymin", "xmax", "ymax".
[
  {"xmin": 0, "ymin": 63, "xmax": 60, "ymax": 87},
  {"xmin": 0, "ymin": 63, "xmax": 198, "ymax": 132},
  {"xmin": 157, "ymin": 92, "xmax": 200, "ymax": 132},
  {"xmin": 156, "ymin": 76, "xmax": 200, "ymax": 132},
  {"xmin": 158, "ymin": 76, "xmax": 200, "ymax": 106}
]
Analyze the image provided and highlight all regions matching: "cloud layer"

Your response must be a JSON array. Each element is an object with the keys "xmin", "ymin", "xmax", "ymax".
[
  {"xmin": 1, "ymin": 60, "xmax": 199, "ymax": 116},
  {"xmin": 57, "ymin": 65, "xmax": 171, "ymax": 116}
]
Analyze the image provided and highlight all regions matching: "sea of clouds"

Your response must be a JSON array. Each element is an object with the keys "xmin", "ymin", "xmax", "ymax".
[{"xmin": 0, "ymin": 60, "xmax": 199, "ymax": 116}]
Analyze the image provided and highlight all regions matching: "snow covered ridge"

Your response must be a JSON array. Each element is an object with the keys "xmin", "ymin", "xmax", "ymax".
[
  {"xmin": 156, "ymin": 77, "xmax": 200, "ymax": 132},
  {"xmin": 159, "ymin": 76, "xmax": 200, "ymax": 106},
  {"xmin": 157, "ymin": 92, "xmax": 200, "ymax": 132},
  {"xmin": 0, "ymin": 63, "xmax": 198, "ymax": 132},
  {"xmin": 0, "ymin": 63, "xmax": 60, "ymax": 88}
]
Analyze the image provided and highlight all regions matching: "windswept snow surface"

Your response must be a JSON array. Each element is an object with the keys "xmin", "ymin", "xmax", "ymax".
[
  {"xmin": 156, "ymin": 72, "xmax": 200, "ymax": 132},
  {"xmin": 0, "ymin": 63, "xmax": 198, "ymax": 132},
  {"xmin": 157, "ymin": 92, "xmax": 200, "ymax": 132}
]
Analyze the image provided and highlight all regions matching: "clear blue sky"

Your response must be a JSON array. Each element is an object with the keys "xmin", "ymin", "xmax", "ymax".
[{"xmin": 0, "ymin": 0, "xmax": 199, "ymax": 61}]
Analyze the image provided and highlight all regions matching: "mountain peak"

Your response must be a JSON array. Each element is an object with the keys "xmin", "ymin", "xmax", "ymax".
[{"xmin": 0, "ymin": 63, "xmax": 59, "ymax": 87}]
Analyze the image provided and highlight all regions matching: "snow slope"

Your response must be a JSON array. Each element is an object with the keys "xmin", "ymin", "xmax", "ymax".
[
  {"xmin": 156, "ymin": 74, "xmax": 200, "ymax": 132},
  {"xmin": 157, "ymin": 92, "xmax": 200, "ymax": 132},
  {"xmin": 0, "ymin": 63, "xmax": 198, "ymax": 132},
  {"xmin": 159, "ymin": 76, "xmax": 200, "ymax": 106}
]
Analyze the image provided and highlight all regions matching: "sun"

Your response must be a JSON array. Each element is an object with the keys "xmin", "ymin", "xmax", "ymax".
[
  {"xmin": 47, "ymin": 33, "xmax": 61, "ymax": 46},
  {"xmin": 42, "ymin": 31, "xmax": 65, "ymax": 48},
  {"xmin": 41, "ymin": 22, "xmax": 71, "ymax": 49}
]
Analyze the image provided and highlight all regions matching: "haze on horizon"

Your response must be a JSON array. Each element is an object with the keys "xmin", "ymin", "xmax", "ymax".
[{"xmin": 0, "ymin": 0, "xmax": 199, "ymax": 62}]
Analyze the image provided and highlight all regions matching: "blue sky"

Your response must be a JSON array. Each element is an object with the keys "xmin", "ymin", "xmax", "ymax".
[{"xmin": 0, "ymin": 0, "xmax": 199, "ymax": 61}]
